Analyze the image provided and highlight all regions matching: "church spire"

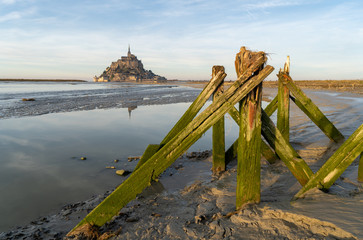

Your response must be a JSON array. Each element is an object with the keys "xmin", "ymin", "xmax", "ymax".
[{"xmin": 128, "ymin": 44, "xmax": 131, "ymax": 58}]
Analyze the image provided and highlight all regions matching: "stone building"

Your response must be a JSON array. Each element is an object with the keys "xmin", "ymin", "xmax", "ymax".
[{"xmin": 94, "ymin": 46, "xmax": 167, "ymax": 83}]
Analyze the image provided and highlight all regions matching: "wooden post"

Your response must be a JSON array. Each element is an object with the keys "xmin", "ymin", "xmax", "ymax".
[
  {"xmin": 67, "ymin": 54, "xmax": 274, "ymax": 236},
  {"xmin": 235, "ymin": 47, "xmax": 264, "ymax": 208},
  {"xmin": 280, "ymin": 73, "xmax": 344, "ymax": 143},
  {"xmin": 294, "ymin": 124, "xmax": 363, "ymax": 199},
  {"xmin": 134, "ymin": 68, "xmax": 226, "ymax": 170},
  {"xmin": 277, "ymin": 56, "xmax": 290, "ymax": 142},
  {"xmin": 212, "ymin": 66, "xmax": 226, "ymax": 173},
  {"xmin": 261, "ymin": 109, "xmax": 313, "ymax": 186},
  {"xmin": 358, "ymin": 152, "xmax": 363, "ymax": 182}
]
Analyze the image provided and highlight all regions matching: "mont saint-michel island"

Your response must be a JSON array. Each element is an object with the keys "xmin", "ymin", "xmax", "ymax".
[{"xmin": 93, "ymin": 46, "xmax": 167, "ymax": 83}]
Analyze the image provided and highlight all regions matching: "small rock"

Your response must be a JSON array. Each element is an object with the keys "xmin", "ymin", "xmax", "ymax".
[
  {"xmin": 106, "ymin": 166, "xmax": 116, "ymax": 169},
  {"xmin": 151, "ymin": 213, "xmax": 162, "ymax": 217},
  {"xmin": 80, "ymin": 157, "xmax": 87, "ymax": 160},
  {"xmin": 125, "ymin": 217, "xmax": 139, "ymax": 222},
  {"xmin": 116, "ymin": 169, "xmax": 131, "ymax": 176},
  {"xmin": 114, "ymin": 159, "xmax": 119, "ymax": 163},
  {"xmin": 22, "ymin": 98, "xmax": 35, "ymax": 101}
]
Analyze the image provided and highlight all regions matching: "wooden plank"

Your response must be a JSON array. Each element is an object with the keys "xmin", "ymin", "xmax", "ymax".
[
  {"xmin": 277, "ymin": 72, "xmax": 290, "ymax": 142},
  {"xmin": 225, "ymin": 106, "xmax": 279, "ymax": 165},
  {"xmin": 212, "ymin": 66, "xmax": 226, "ymax": 173},
  {"xmin": 358, "ymin": 152, "xmax": 363, "ymax": 182},
  {"xmin": 280, "ymin": 73, "xmax": 344, "ymax": 142},
  {"xmin": 261, "ymin": 109, "xmax": 313, "ymax": 186},
  {"xmin": 134, "ymin": 68, "xmax": 226, "ymax": 170},
  {"xmin": 294, "ymin": 124, "xmax": 363, "ymax": 199},
  {"xmin": 264, "ymin": 95, "xmax": 278, "ymax": 117},
  {"xmin": 68, "ymin": 58, "xmax": 274, "ymax": 235},
  {"xmin": 236, "ymin": 83, "xmax": 262, "ymax": 208}
]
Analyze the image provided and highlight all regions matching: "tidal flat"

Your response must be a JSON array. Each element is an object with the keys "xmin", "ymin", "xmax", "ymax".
[{"xmin": 0, "ymin": 81, "xmax": 362, "ymax": 239}]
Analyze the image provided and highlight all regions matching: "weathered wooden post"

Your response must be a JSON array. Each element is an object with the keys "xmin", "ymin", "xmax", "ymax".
[
  {"xmin": 212, "ymin": 66, "xmax": 226, "ymax": 173},
  {"xmin": 358, "ymin": 152, "xmax": 363, "ymax": 182},
  {"xmin": 277, "ymin": 56, "xmax": 290, "ymax": 142},
  {"xmin": 235, "ymin": 47, "xmax": 265, "ymax": 208}
]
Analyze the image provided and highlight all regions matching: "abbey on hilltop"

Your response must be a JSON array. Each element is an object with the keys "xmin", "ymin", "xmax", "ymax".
[{"xmin": 93, "ymin": 46, "xmax": 167, "ymax": 83}]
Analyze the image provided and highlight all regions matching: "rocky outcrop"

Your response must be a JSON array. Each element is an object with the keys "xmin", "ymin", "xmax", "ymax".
[{"xmin": 94, "ymin": 46, "xmax": 167, "ymax": 83}]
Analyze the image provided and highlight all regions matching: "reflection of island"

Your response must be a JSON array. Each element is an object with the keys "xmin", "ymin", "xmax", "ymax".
[{"xmin": 128, "ymin": 106, "xmax": 137, "ymax": 119}]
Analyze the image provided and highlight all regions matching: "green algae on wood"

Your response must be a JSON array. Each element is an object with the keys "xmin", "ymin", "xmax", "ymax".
[
  {"xmin": 261, "ymin": 109, "xmax": 313, "ymax": 186},
  {"xmin": 294, "ymin": 124, "xmax": 363, "ymax": 199},
  {"xmin": 236, "ymin": 84, "xmax": 262, "ymax": 208}
]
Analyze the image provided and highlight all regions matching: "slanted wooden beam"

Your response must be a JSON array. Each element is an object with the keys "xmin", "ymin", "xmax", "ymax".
[
  {"xmin": 68, "ymin": 55, "xmax": 274, "ymax": 236},
  {"xmin": 294, "ymin": 124, "xmax": 363, "ymax": 199},
  {"xmin": 212, "ymin": 66, "xmax": 226, "ymax": 173},
  {"xmin": 280, "ymin": 73, "xmax": 344, "ymax": 143},
  {"xmin": 264, "ymin": 95, "xmax": 278, "ymax": 117},
  {"xmin": 134, "ymin": 68, "xmax": 226, "ymax": 170},
  {"xmin": 261, "ymin": 109, "xmax": 313, "ymax": 186}
]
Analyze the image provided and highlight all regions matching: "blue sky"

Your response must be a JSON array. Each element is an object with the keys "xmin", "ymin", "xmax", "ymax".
[{"xmin": 0, "ymin": 0, "xmax": 362, "ymax": 81}]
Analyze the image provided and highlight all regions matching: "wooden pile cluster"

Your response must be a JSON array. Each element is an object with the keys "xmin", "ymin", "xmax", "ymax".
[{"xmin": 68, "ymin": 47, "xmax": 363, "ymax": 237}]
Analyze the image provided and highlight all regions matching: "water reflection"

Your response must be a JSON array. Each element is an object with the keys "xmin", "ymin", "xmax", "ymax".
[{"xmin": 0, "ymin": 102, "xmax": 240, "ymax": 231}]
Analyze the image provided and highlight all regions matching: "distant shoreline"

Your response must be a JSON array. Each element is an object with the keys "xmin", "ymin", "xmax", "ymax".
[{"xmin": 0, "ymin": 79, "xmax": 87, "ymax": 82}]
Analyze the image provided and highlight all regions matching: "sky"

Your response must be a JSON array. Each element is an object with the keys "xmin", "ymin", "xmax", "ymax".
[{"xmin": 0, "ymin": 0, "xmax": 362, "ymax": 81}]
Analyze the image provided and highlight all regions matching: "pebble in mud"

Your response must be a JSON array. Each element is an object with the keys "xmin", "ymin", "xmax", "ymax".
[
  {"xmin": 80, "ymin": 157, "xmax": 87, "ymax": 160},
  {"xmin": 116, "ymin": 170, "xmax": 131, "ymax": 176}
]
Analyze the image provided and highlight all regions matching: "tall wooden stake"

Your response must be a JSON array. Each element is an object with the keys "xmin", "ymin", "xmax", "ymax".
[
  {"xmin": 235, "ymin": 47, "xmax": 264, "ymax": 208},
  {"xmin": 212, "ymin": 66, "xmax": 226, "ymax": 173},
  {"xmin": 277, "ymin": 56, "xmax": 290, "ymax": 142}
]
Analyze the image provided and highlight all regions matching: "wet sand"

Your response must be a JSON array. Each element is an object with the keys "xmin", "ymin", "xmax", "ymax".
[{"xmin": 1, "ymin": 85, "xmax": 362, "ymax": 239}]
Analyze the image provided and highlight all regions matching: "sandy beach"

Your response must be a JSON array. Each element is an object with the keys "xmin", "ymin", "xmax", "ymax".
[{"xmin": 0, "ymin": 83, "xmax": 362, "ymax": 240}]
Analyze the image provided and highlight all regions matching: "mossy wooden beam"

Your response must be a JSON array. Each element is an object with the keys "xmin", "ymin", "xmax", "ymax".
[
  {"xmin": 68, "ymin": 56, "xmax": 274, "ymax": 235},
  {"xmin": 212, "ymin": 66, "xmax": 226, "ymax": 173},
  {"xmin": 261, "ymin": 109, "xmax": 313, "ymax": 186},
  {"xmin": 235, "ymin": 47, "xmax": 264, "ymax": 208},
  {"xmin": 264, "ymin": 95, "xmax": 278, "ymax": 117},
  {"xmin": 236, "ymin": 83, "xmax": 262, "ymax": 208},
  {"xmin": 358, "ymin": 152, "xmax": 363, "ymax": 182},
  {"xmin": 294, "ymin": 124, "xmax": 363, "ymax": 199},
  {"xmin": 225, "ymin": 106, "xmax": 279, "ymax": 165},
  {"xmin": 277, "ymin": 70, "xmax": 290, "ymax": 142},
  {"xmin": 279, "ymin": 72, "xmax": 344, "ymax": 143},
  {"xmin": 134, "ymin": 68, "xmax": 226, "ymax": 170}
]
